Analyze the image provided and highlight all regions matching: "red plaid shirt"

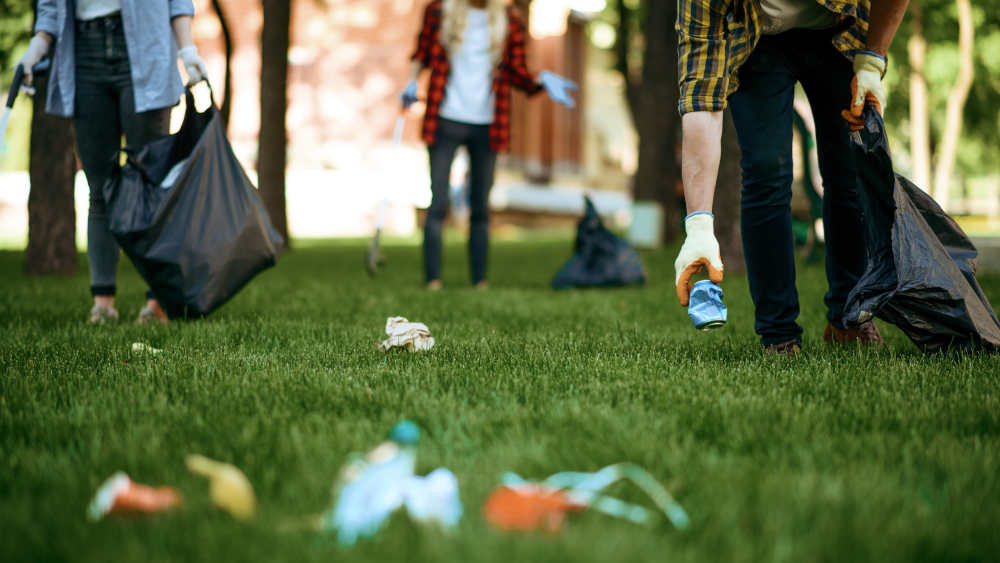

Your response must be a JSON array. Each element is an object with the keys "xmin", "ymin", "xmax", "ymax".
[{"xmin": 411, "ymin": 0, "xmax": 543, "ymax": 152}]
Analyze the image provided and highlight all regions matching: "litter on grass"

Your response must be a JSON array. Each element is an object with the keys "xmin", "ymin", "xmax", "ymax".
[
  {"xmin": 87, "ymin": 472, "xmax": 181, "ymax": 521},
  {"xmin": 483, "ymin": 463, "xmax": 689, "ymax": 533},
  {"xmin": 321, "ymin": 420, "xmax": 462, "ymax": 545},
  {"xmin": 131, "ymin": 342, "xmax": 162, "ymax": 355},
  {"xmin": 186, "ymin": 454, "xmax": 257, "ymax": 520},
  {"xmin": 378, "ymin": 317, "xmax": 435, "ymax": 352}
]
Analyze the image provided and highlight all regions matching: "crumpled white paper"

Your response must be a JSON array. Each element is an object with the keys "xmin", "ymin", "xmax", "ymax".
[{"xmin": 378, "ymin": 317, "xmax": 435, "ymax": 352}]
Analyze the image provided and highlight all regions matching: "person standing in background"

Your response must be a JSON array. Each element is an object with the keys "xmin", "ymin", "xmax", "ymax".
[
  {"xmin": 17, "ymin": 0, "xmax": 208, "ymax": 324},
  {"xmin": 404, "ymin": 0, "xmax": 577, "ymax": 290}
]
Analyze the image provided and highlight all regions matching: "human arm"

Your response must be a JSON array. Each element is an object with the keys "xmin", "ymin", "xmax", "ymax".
[
  {"xmin": 171, "ymin": 15, "xmax": 208, "ymax": 84},
  {"xmin": 21, "ymin": 0, "xmax": 58, "ymax": 86},
  {"xmin": 843, "ymin": 0, "xmax": 910, "ymax": 126},
  {"xmin": 673, "ymin": 0, "xmax": 730, "ymax": 304},
  {"xmin": 500, "ymin": 9, "xmax": 543, "ymax": 95}
]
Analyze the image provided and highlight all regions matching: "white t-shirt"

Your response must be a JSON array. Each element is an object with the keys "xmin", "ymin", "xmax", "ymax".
[
  {"xmin": 439, "ymin": 9, "xmax": 496, "ymax": 125},
  {"xmin": 758, "ymin": 0, "xmax": 838, "ymax": 35},
  {"xmin": 76, "ymin": 0, "xmax": 122, "ymax": 20}
]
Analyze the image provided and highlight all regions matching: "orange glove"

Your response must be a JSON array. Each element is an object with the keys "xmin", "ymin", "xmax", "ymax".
[{"xmin": 841, "ymin": 52, "xmax": 886, "ymax": 131}]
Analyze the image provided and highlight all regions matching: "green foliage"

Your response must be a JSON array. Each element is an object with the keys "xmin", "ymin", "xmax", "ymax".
[
  {"xmin": 2, "ymin": 239, "xmax": 999, "ymax": 561},
  {"xmin": 885, "ymin": 0, "xmax": 1000, "ymax": 178},
  {"xmin": 0, "ymin": 0, "xmax": 34, "ymax": 75}
]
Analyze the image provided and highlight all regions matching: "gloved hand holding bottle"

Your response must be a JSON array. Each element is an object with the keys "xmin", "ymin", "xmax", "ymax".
[
  {"xmin": 539, "ymin": 70, "xmax": 578, "ymax": 109},
  {"xmin": 674, "ymin": 211, "xmax": 724, "ymax": 307}
]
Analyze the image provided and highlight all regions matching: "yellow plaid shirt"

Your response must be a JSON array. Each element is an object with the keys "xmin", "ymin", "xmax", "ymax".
[{"xmin": 676, "ymin": 0, "xmax": 871, "ymax": 115}]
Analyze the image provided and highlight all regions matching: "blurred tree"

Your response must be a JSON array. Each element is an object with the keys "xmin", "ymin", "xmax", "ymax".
[
  {"xmin": 211, "ymin": 0, "xmax": 234, "ymax": 127},
  {"xmin": 931, "ymin": 0, "xmax": 974, "ymax": 209},
  {"xmin": 259, "ymin": 0, "xmax": 291, "ymax": 244},
  {"xmin": 2, "ymin": 0, "xmax": 78, "ymax": 274},
  {"xmin": 614, "ymin": 0, "xmax": 681, "ymax": 243}
]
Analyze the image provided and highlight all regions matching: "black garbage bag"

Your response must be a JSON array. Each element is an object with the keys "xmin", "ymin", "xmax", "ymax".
[
  {"xmin": 552, "ymin": 196, "xmax": 645, "ymax": 289},
  {"xmin": 845, "ymin": 108, "xmax": 1000, "ymax": 353},
  {"xmin": 104, "ymin": 84, "xmax": 284, "ymax": 318}
]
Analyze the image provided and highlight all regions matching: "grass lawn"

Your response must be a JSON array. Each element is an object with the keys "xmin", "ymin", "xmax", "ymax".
[{"xmin": 2, "ymin": 237, "xmax": 999, "ymax": 562}]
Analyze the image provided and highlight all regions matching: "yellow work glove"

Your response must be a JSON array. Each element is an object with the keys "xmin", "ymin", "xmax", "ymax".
[
  {"xmin": 841, "ymin": 51, "xmax": 886, "ymax": 131},
  {"xmin": 674, "ymin": 212, "xmax": 724, "ymax": 306}
]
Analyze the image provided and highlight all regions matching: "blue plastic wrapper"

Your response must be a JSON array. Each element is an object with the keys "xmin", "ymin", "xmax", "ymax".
[{"xmin": 688, "ymin": 281, "xmax": 727, "ymax": 330}]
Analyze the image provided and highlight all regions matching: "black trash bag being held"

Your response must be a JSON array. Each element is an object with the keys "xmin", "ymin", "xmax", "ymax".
[
  {"xmin": 552, "ymin": 196, "xmax": 645, "ymax": 289},
  {"xmin": 845, "ymin": 108, "xmax": 1000, "ymax": 353},
  {"xmin": 104, "ymin": 83, "xmax": 284, "ymax": 318}
]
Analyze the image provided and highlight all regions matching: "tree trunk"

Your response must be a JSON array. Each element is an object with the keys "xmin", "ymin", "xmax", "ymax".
[
  {"xmin": 908, "ymin": 0, "xmax": 930, "ymax": 189},
  {"xmin": 25, "ymin": 73, "xmax": 77, "ymax": 275},
  {"xmin": 625, "ymin": 0, "xmax": 681, "ymax": 243},
  {"xmin": 715, "ymin": 110, "xmax": 744, "ymax": 273},
  {"xmin": 259, "ymin": 0, "xmax": 291, "ymax": 243},
  {"xmin": 931, "ymin": 0, "xmax": 974, "ymax": 210},
  {"xmin": 211, "ymin": 0, "xmax": 234, "ymax": 127}
]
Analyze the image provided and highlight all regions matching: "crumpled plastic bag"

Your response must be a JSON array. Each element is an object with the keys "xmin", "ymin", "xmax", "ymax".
[
  {"xmin": 552, "ymin": 196, "xmax": 645, "ymax": 289},
  {"xmin": 87, "ymin": 472, "xmax": 181, "ymax": 521},
  {"xmin": 845, "ymin": 108, "xmax": 1000, "ymax": 353},
  {"xmin": 378, "ymin": 317, "xmax": 435, "ymax": 352},
  {"xmin": 186, "ymin": 454, "xmax": 257, "ymax": 520}
]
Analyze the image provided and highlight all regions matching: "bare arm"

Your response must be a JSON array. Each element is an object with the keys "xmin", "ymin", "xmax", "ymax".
[
  {"xmin": 867, "ymin": 0, "xmax": 910, "ymax": 56},
  {"xmin": 681, "ymin": 111, "xmax": 724, "ymax": 214},
  {"xmin": 171, "ymin": 15, "xmax": 194, "ymax": 49}
]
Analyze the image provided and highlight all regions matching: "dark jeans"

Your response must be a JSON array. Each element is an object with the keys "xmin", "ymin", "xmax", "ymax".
[
  {"xmin": 424, "ymin": 118, "xmax": 497, "ymax": 284},
  {"xmin": 728, "ymin": 29, "xmax": 865, "ymax": 346},
  {"xmin": 74, "ymin": 14, "xmax": 170, "ymax": 297}
]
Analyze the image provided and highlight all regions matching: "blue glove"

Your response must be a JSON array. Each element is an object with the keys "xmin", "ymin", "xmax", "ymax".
[
  {"xmin": 401, "ymin": 80, "xmax": 419, "ymax": 109},
  {"xmin": 539, "ymin": 70, "xmax": 577, "ymax": 109}
]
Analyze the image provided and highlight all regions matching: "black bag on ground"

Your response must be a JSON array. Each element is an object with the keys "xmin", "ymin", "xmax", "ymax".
[
  {"xmin": 552, "ymin": 196, "xmax": 645, "ymax": 289},
  {"xmin": 104, "ymin": 83, "xmax": 284, "ymax": 318},
  {"xmin": 845, "ymin": 108, "xmax": 1000, "ymax": 353}
]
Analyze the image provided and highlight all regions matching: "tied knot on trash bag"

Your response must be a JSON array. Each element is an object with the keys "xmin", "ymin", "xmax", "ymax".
[
  {"xmin": 322, "ymin": 420, "xmax": 462, "ymax": 546},
  {"xmin": 552, "ymin": 196, "xmax": 645, "ymax": 289},
  {"xmin": 845, "ymin": 107, "xmax": 1000, "ymax": 353},
  {"xmin": 378, "ymin": 317, "xmax": 435, "ymax": 352}
]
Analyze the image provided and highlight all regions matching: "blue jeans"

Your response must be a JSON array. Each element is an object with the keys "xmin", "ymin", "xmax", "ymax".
[
  {"xmin": 728, "ymin": 29, "xmax": 865, "ymax": 346},
  {"xmin": 424, "ymin": 118, "xmax": 497, "ymax": 284},
  {"xmin": 73, "ymin": 14, "xmax": 170, "ymax": 297}
]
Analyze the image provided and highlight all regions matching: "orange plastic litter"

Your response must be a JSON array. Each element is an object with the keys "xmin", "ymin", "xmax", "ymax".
[{"xmin": 482, "ymin": 485, "xmax": 586, "ymax": 533}]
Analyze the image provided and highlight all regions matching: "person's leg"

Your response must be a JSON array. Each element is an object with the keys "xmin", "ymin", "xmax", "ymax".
[
  {"xmin": 728, "ymin": 35, "xmax": 802, "ymax": 347},
  {"xmin": 73, "ymin": 21, "xmax": 124, "ymax": 313},
  {"xmin": 794, "ymin": 33, "xmax": 866, "ymax": 329},
  {"xmin": 424, "ymin": 119, "xmax": 463, "ymax": 285},
  {"xmin": 465, "ymin": 125, "xmax": 497, "ymax": 286},
  {"xmin": 117, "ymin": 67, "xmax": 171, "ymax": 317}
]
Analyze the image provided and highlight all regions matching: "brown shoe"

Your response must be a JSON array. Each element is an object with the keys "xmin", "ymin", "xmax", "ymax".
[
  {"xmin": 765, "ymin": 340, "xmax": 802, "ymax": 356},
  {"xmin": 136, "ymin": 301, "xmax": 169, "ymax": 325},
  {"xmin": 823, "ymin": 321, "xmax": 883, "ymax": 345}
]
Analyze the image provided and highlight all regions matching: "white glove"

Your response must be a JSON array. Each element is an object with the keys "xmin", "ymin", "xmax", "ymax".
[
  {"xmin": 674, "ymin": 212, "xmax": 724, "ymax": 306},
  {"xmin": 539, "ymin": 70, "xmax": 577, "ymax": 109},
  {"xmin": 178, "ymin": 45, "xmax": 208, "ymax": 85},
  {"xmin": 852, "ymin": 52, "xmax": 886, "ymax": 112},
  {"xmin": 18, "ymin": 34, "xmax": 51, "ymax": 88}
]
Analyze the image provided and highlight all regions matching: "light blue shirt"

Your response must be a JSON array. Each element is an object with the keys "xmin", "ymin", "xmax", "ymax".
[{"xmin": 35, "ymin": 0, "xmax": 195, "ymax": 117}]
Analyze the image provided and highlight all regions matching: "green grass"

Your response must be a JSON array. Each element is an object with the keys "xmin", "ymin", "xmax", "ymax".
[{"xmin": 2, "ymin": 238, "xmax": 999, "ymax": 562}]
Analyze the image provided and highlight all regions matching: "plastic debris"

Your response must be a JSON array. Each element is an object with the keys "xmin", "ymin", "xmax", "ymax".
[
  {"xmin": 688, "ymin": 281, "xmax": 727, "ymax": 330},
  {"xmin": 186, "ymin": 454, "xmax": 257, "ymax": 520},
  {"xmin": 378, "ymin": 317, "xmax": 435, "ymax": 352},
  {"xmin": 483, "ymin": 463, "xmax": 688, "ymax": 533},
  {"xmin": 131, "ymin": 342, "xmax": 162, "ymax": 355},
  {"xmin": 86, "ymin": 472, "xmax": 181, "ymax": 521},
  {"xmin": 322, "ymin": 420, "xmax": 462, "ymax": 545}
]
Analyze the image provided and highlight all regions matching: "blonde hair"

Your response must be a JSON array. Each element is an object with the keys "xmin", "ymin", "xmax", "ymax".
[{"xmin": 440, "ymin": 0, "xmax": 508, "ymax": 65}]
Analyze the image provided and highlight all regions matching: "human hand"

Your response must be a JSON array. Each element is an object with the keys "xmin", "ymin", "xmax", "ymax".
[
  {"xmin": 18, "ymin": 34, "xmax": 51, "ymax": 90},
  {"xmin": 539, "ymin": 70, "xmax": 577, "ymax": 109},
  {"xmin": 178, "ymin": 46, "xmax": 208, "ymax": 85},
  {"xmin": 401, "ymin": 80, "xmax": 419, "ymax": 109},
  {"xmin": 841, "ymin": 51, "xmax": 886, "ymax": 131},
  {"xmin": 674, "ymin": 212, "xmax": 724, "ymax": 306}
]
